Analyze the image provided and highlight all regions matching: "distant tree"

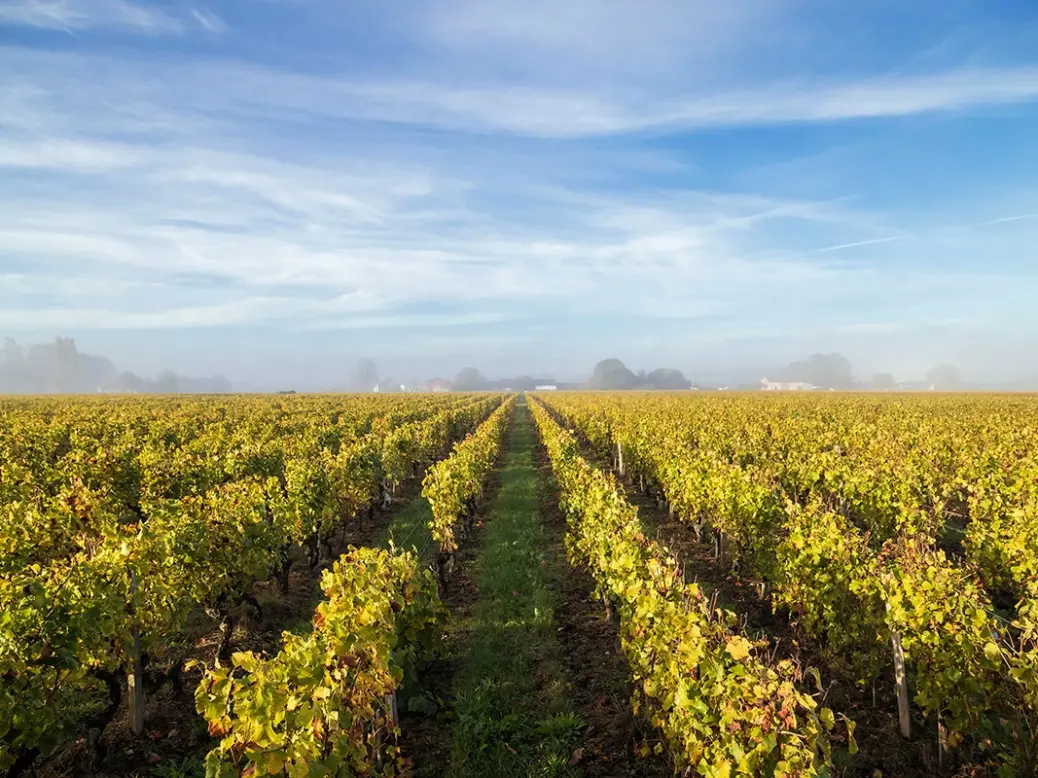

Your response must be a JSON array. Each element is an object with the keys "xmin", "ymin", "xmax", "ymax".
[
  {"xmin": 783, "ymin": 353, "xmax": 854, "ymax": 389},
  {"xmin": 155, "ymin": 370, "xmax": 180, "ymax": 394},
  {"xmin": 589, "ymin": 358, "xmax": 637, "ymax": 390},
  {"xmin": 927, "ymin": 363, "xmax": 961, "ymax": 391},
  {"xmin": 80, "ymin": 353, "xmax": 118, "ymax": 390},
  {"xmin": 508, "ymin": 375, "xmax": 541, "ymax": 391},
  {"xmin": 38, "ymin": 337, "xmax": 81, "ymax": 393},
  {"xmin": 350, "ymin": 358, "xmax": 379, "ymax": 392},
  {"xmin": 180, "ymin": 375, "xmax": 232, "ymax": 393},
  {"xmin": 0, "ymin": 338, "xmax": 26, "ymax": 392},
  {"xmin": 119, "ymin": 372, "xmax": 145, "ymax": 393},
  {"xmin": 1, "ymin": 338, "xmax": 23, "ymax": 369},
  {"xmin": 645, "ymin": 368, "xmax": 692, "ymax": 390},
  {"xmin": 872, "ymin": 372, "xmax": 897, "ymax": 391},
  {"xmin": 0, "ymin": 335, "xmax": 232, "ymax": 395},
  {"xmin": 454, "ymin": 367, "xmax": 488, "ymax": 391}
]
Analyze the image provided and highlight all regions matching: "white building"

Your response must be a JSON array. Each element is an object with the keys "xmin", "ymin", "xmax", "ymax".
[
  {"xmin": 896, "ymin": 381, "xmax": 936, "ymax": 392},
  {"xmin": 534, "ymin": 384, "xmax": 558, "ymax": 391},
  {"xmin": 761, "ymin": 378, "xmax": 817, "ymax": 391}
]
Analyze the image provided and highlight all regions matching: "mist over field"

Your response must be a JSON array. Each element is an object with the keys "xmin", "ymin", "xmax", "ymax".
[{"xmin": 4, "ymin": 332, "xmax": 1037, "ymax": 393}]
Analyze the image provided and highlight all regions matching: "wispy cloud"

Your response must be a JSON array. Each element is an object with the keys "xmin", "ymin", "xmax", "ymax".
[
  {"xmin": 417, "ymin": 0, "xmax": 781, "ymax": 84},
  {"xmin": 0, "ymin": 132, "xmax": 876, "ymax": 331},
  {"xmin": 1, "ymin": 82, "xmax": 1031, "ymax": 341},
  {"xmin": 816, "ymin": 209, "xmax": 1038, "ymax": 255},
  {"xmin": 665, "ymin": 67, "xmax": 1038, "ymax": 129},
  {"xmin": 814, "ymin": 236, "xmax": 902, "ymax": 253},
  {"xmin": 0, "ymin": 0, "xmax": 224, "ymax": 35},
  {"xmin": 189, "ymin": 7, "xmax": 226, "ymax": 34},
  {"xmin": 0, "ymin": 137, "xmax": 146, "ymax": 171},
  {"xmin": 0, "ymin": 299, "xmax": 279, "ymax": 330},
  {"xmin": 974, "ymin": 213, "xmax": 1038, "ymax": 227},
  {"xmin": 7, "ymin": 47, "xmax": 1038, "ymax": 139},
  {"xmin": 178, "ymin": 63, "xmax": 1038, "ymax": 137}
]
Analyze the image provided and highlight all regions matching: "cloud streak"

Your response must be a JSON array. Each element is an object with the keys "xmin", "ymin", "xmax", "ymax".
[
  {"xmin": 170, "ymin": 63, "xmax": 1038, "ymax": 137},
  {"xmin": 0, "ymin": 0, "xmax": 224, "ymax": 35},
  {"xmin": 189, "ymin": 7, "xmax": 226, "ymax": 33},
  {"xmin": 0, "ymin": 133, "xmax": 882, "ymax": 332},
  {"xmin": 816, "ymin": 209, "xmax": 1038, "ymax": 256},
  {"xmin": 974, "ymin": 213, "xmax": 1038, "ymax": 227},
  {"xmin": 814, "ymin": 236, "xmax": 902, "ymax": 253},
  {"xmin": 7, "ymin": 47, "xmax": 1038, "ymax": 139}
]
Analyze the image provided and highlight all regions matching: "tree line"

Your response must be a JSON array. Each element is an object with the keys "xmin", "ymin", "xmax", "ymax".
[
  {"xmin": 774, "ymin": 353, "xmax": 961, "ymax": 391},
  {"xmin": 0, "ymin": 337, "xmax": 231, "ymax": 394}
]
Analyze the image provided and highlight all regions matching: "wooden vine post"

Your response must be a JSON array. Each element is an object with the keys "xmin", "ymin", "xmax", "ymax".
[
  {"xmin": 127, "ymin": 568, "xmax": 145, "ymax": 736},
  {"xmin": 716, "ymin": 531, "xmax": 729, "ymax": 566},
  {"xmin": 385, "ymin": 691, "xmax": 399, "ymax": 726},
  {"xmin": 616, "ymin": 439, "xmax": 625, "ymax": 476},
  {"xmin": 937, "ymin": 717, "xmax": 947, "ymax": 770},
  {"xmin": 376, "ymin": 670, "xmax": 399, "ymax": 769},
  {"xmin": 885, "ymin": 591, "xmax": 911, "ymax": 740},
  {"xmin": 890, "ymin": 629, "xmax": 911, "ymax": 738}
]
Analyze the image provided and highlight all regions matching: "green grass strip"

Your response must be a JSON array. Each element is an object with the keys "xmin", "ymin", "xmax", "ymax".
[
  {"xmin": 382, "ymin": 495, "xmax": 437, "ymax": 563},
  {"xmin": 448, "ymin": 403, "xmax": 581, "ymax": 778}
]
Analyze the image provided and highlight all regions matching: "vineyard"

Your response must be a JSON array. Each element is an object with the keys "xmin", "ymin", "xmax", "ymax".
[{"xmin": 1, "ymin": 391, "xmax": 1036, "ymax": 777}]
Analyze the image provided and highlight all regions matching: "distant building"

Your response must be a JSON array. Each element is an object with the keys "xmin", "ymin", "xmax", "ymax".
[
  {"xmin": 426, "ymin": 378, "xmax": 452, "ymax": 393},
  {"xmin": 534, "ymin": 384, "xmax": 558, "ymax": 391},
  {"xmin": 761, "ymin": 378, "xmax": 817, "ymax": 391},
  {"xmin": 896, "ymin": 381, "xmax": 936, "ymax": 392}
]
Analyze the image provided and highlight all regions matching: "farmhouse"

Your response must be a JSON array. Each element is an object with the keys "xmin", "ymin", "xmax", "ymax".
[
  {"xmin": 897, "ymin": 381, "xmax": 936, "ymax": 392},
  {"xmin": 760, "ymin": 378, "xmax": 817, "ymax": 391}
]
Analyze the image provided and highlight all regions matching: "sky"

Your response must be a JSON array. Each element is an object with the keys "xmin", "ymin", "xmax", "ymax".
[{"xmin": 2, "ymin": 0, "xmax": 1038, "ymax": 387}]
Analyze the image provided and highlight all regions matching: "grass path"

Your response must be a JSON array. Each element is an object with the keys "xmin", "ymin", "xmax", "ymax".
[
  {"xmin": 381, "ymin": 490, "xmax": 437, "ymax": 561},
  {"xmin": 447, "ymin": 402, "xmax": 582, "ymax": 778}
]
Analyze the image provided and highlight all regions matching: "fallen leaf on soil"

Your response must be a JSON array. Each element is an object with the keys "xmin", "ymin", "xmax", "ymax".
[
  {"xmin": 569, "ymin": 748, "xmax": 584, "ymax": 766},
  {"xmin": 503, "ymin": 742, "xmax": 518, "ymax": 756},
  {"xmin": 146, "ymin": 752, "xmax": 162, "ymax": 765}
]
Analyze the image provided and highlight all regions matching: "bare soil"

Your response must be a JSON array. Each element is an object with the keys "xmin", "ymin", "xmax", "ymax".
[{"xmin": 534, "ymin": 444, "xmax": 670, "ymax": 778}]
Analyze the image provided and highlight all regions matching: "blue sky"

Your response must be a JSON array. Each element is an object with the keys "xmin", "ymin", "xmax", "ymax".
[{"xmin": 2, "ymin": 0, "xmax": 1038, "ymax": 386}]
